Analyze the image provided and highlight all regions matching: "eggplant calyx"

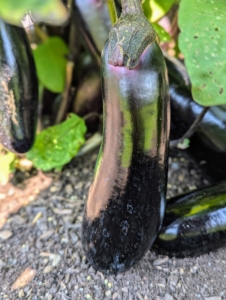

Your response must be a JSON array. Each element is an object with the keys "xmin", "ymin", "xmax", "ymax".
[{"xmin": 108, "ymin": 0, "xmax": 156, "ymax": 70}]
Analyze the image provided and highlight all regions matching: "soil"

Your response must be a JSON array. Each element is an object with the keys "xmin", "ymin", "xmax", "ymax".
[{"xmin": 0, "ymin": 149, "xmax": 225, "ymax": 300}]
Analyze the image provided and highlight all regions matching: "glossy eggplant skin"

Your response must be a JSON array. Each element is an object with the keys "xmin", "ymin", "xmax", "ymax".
[
  {"xmin": 82, "ymin": 41, "xmax": 170, "ymax": 274},
  {"xmin": 170, "ymin": 84, "xmax": 226, "ymax": 153},
  {"xmin": 164, "ymin": 54, "xmax": 226, "ymax": 154},
  {"xmin": 0, "ymin": 19, "xmax": 38, "ymax": 153},
  {"xmin": 73, "ymin": 0, "xmax": 112, "ymax": 56},
  {"xmin": 153, "ymin": 181, "xmax": 226, "ymax": 257}
]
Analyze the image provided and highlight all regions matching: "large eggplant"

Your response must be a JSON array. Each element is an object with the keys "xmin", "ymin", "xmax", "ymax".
[
  {"xmin": 0, "ymin": 19, "xmax": 38, "ymax": 153},
  {"xmin": 153, "ymin": 180, "xmax": 226, "ymax": 257},
  {"xmin": 82, "ymin": 0, "xmax": 170, "ymax": 274}
]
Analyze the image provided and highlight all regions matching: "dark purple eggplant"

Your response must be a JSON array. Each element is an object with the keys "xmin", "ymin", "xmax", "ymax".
[
  {"xmin": 170, "ymin": 84, "xmax": 226, "ymax": 153},
  {"xmin": 82, "ymin": 0, "xmax": 170, "ymax": 274},
  {"xmin": 0, "ymin": 19, "xmax": 38, "ymax": 153},
  {"xmin": 166, "ymin": 55, "xmax": 226, "ymax": 180},
  {"xmin": 153, "ymin": 180, "xmax": 226, "ymax": 257},
  {"xmin": 72, "ymin": 0, "xmax": 112, "ymax": 57}
]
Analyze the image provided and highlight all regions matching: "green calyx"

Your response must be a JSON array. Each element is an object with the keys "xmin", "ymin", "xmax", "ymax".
[{"xmin": 108, "ymin": 0, "xmax": 156, "ymax": 69}]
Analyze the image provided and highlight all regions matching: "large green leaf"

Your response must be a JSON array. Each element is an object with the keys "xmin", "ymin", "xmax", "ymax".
[
  {"xmin": 178, "ymin": 0, "xmax": 226, "ymax": 106},
  {"xmin": 0, "ymin": 0, "xmax": 68, "ymax": 25},
  {"xmin": 27, "ymin": 114, "xmax": 87, "ymax": 171},
  {"xmin": 33, "ymin": 37, "xmax": 69, "ymax": 93}
]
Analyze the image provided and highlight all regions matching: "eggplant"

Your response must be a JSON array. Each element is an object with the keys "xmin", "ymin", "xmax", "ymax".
[
  {"xmin": 166, "ymin": 56, "xmax": 226, "ymax": 180},
  {"xmin": 153, "ymin": 180, "xmax": 226, "ymax": 257},
  {"xmin": 170, "ymin": 84, "xmax": 226, "ymax": 153},
  {"xmin": 82, "ymin": 0, "xmax": 170, "ymax": 274},
  {"xmin": 73, "ymin": 0, "xmax": 112, "ymax": 57},
  {"xmin": 0, "ymin": 19, "xmax": 38, "ymax": 153}
]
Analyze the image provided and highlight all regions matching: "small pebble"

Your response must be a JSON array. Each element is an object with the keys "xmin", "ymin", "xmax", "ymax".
[
  {"xmin": 136, "ymin": 291, "xmax": 144, "ymax": 300},
  {"xmin": 204, "ymin": 297, "xmax": 222, "ymax": 300},
  {"xmin": 165, "ymin": 293, "xmax": 174, "ymax": 300},
  {"xmin": 18, "ymin": 289, "xmax": 24, "ymax": 298},
  {"xmin": 105, "ymin": 290, "xmax": 112, "ymax": 297},
  {"xmin": 153, "ymin": 256, "xmax": 169, "ymax": 266},
  {"xmin": 49, "ymin": 284, "xmax": 58, "ymax": 294},
  {"xmin": 65, "ymin": 184, "xmax": 73, "ymax": 195},
  {"xmin": 43, "ymin": 266, "xmax": 53, "ymax": 274},
  {"xmin": 0, "ymin": 230, "xmax": 13, "ymax": 240}
]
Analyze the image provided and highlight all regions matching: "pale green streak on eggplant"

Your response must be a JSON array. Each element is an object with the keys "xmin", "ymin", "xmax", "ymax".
[
  {"xmin": 119, "ymin": 100, "xmax": 156, "ymax": 168},
  {"xmin": 139, "ymin": 103, "xmax": 156, "ymax": 152},
  {"xmin": 120, "ymin": 97, "xmax": 133, "ymax": 168},
  {"xmin": 167, "ymin": 194, "xmax": 226, "ymax": 218},
  {"xmin": 158, "ymin": 232, "xmax": 177, "ymax": 241}
]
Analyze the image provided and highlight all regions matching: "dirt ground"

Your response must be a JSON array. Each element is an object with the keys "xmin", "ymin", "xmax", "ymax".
[{"xmin": 0, "ymin": 149, "xmax": 225, "ymax": 300}]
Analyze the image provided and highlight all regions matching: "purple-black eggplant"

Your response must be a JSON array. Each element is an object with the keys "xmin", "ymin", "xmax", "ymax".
[
  {"xmin": 82, "ymin": 0, "xmax": 170, "ymax": 274},
  {"xmin": 0, "ymin": 19, "xmax": 38, "ymax": 153},
  {"xmin": 166, "ymin": 55, "xmax": 226, "ymax": 180},
  {"xmin": 72, "ymin": 0, "xmax": 112, "ymax": 57},
  {"xmin": 153, "ymin": 180, "xmax": 226, "ymax": 257}
]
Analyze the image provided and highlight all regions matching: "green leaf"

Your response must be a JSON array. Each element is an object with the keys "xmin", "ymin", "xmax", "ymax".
[
  {"xmin": 177, "ymin": 138, "xmax": 190, "ymax": 150},
  {"xmin": 0, "ymin": 151, "xmax": 15, "ymax": 184},
  {"xmin": 178, "ymin": 0, "xmax": 226, "ymax": 106},
  {"xmin": 142, "ymin": 0, "xmax": 153, "ymax": 21},
  {"xmin": 33, "ymin": 37, "xmax": 69, "ymax": 93},
  {"xmin": 152, "ymin": 23, "xmax": 171, "ymax": 42},
  {"xmin": 0, "ymin": 0, "xmax": 68, "ymax": 26},
  {"xmin": 143, "ymin": 0, "xmax": 176, "ymax": 23},
  {"xmin": 26, "ymin": 114, "xmax": 87, "ymax": 171}
]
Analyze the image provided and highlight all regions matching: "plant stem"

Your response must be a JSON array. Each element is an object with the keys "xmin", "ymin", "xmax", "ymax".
[
  {"xmin": 37, "ymin": 84, "xmax": 44, "ymax": 133},
  {"xmin": 121, "ymin": 0, "xmax": 143, "ymax": 15},
  {"xmin": 34, "ymin": 25, "xmax": 48, "ymax": 42},
  {"xmin": 55, "ymin": 20, "xmax": 79, "ymax": 124},
  {"xmin": 107, "ymin": 0, "xmax": 118, "ymax": 25},
  {"xmin": 55, "ymin": 60, "xmax": 74, "ymax": 124},
  {"xmin": 170, "ymin": 106, "xmax": 210, "ymax": 148}
]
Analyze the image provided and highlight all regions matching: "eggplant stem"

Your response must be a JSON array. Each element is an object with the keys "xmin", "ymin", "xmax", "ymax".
[
  {"xmin": 78, "ymin": 23, "xmax": 101, "ymax": 66},
  {"xmin": 83, "ymin": 112, "xmax": 101, "ymax": 122},
  {"xmin": 55, "ymin": 18, "xmax": 80, "ymax": 124},
  {"xmin": 108, "ymin": 0, "xmax": 156, "ymax": 69},
  {"xmin": 121, "ymin": 0, "xmax": 143, "ymax": 15},
  {"xmin": 170, "ymin": 106, "xmax": 210, "ymax": 148},
  {"xmin": 107, "ymin": 0, "xmax": 118, "ymax": 25},
  {"xmin": 34, "ymin": 25, "xmax": 48, "ymax": 42},
  {"xmin": 55, "ymin": 60, "xmax": 74, "ymax": 124}
]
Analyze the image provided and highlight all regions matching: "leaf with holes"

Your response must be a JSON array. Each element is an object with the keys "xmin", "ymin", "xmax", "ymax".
[
  {"xmin": 33, "ymin": 37, "xmax": 69, "ymax": 93},
  {"xmin": 178, "ymin": 0, "xmax": 226, "ymax": 106},
  {"xmin": 26, "ymin": 114, "xmax": 87, "ymax": 171}
]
